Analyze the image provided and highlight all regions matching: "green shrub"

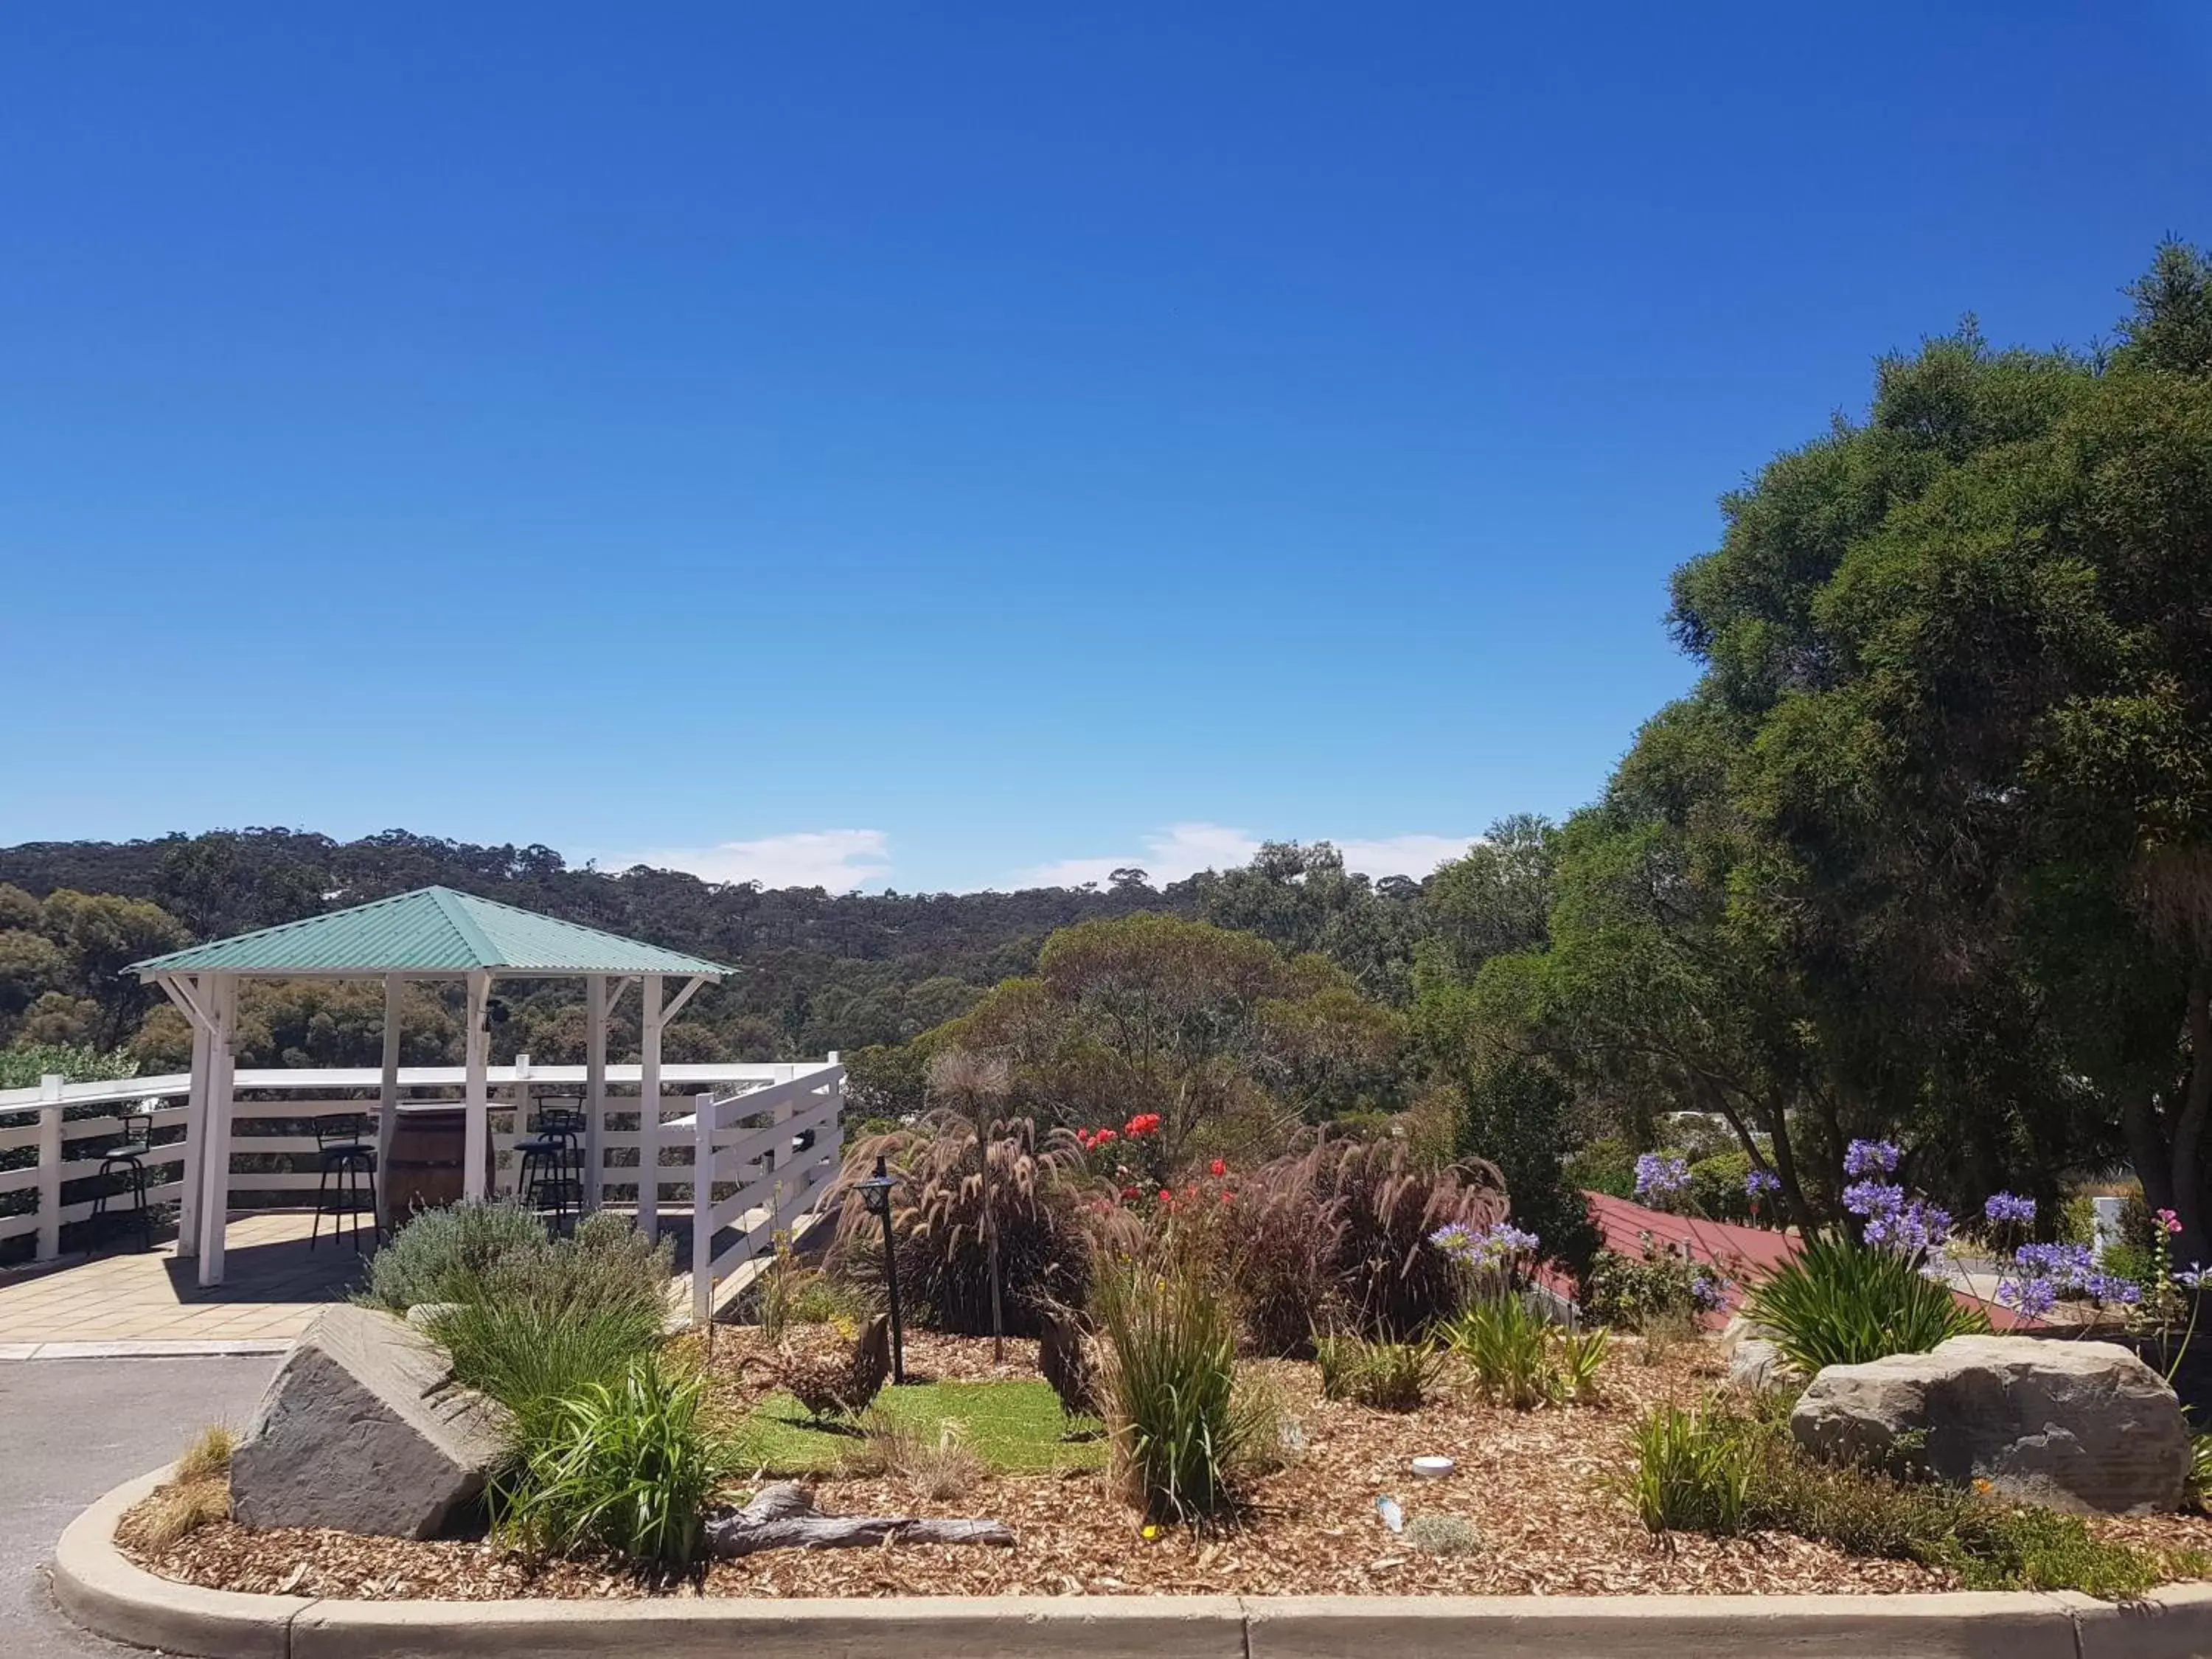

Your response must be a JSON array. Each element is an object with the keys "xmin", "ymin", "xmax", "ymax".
[
  {"xmin": 0, "ymin": 1042, "xmax": 139, "ymax": 1089},
  {"xmin": 1632, "ymin": 1393, "xmax": 2176, "ymax": 1599},
  {"xmin": 495, "ymin": 1356, "xmax": 742, "ymax": 1571},
  {"xmin": 1563, "ymin": 1135, "xmax": 1638, "ymax": 1200},
  {"xmin": 1627, "ymin": 1402, "xmax": 1750, "ymax": 1534},
  {"xmin": 1093, "ymin": 1254, "xmax": 1249, "ymax": 1523},
  {"xmin": 359, "ymin": 1200, "xmax": 551, "ymax": 1311},
  {"xmin": 1312, "ymin": 1329, "xmax": 1438, "ymax": 1410},
  {"xmin": 1742, "ymin": 1234, "xmax": 1987, "ymax": 1374},
  {"xmin": 1584, "ymin": 1238, "xmax": 1719, "ymax": 1331},
  {"xmin": 1688, "ymin": 1150, "xmax": 1753, "ymax": 1223}
]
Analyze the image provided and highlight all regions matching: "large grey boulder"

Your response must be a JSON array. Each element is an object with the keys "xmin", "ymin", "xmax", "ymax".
[
  {"xmin": 1790, "ymin": 1335, "xmax": 2185, "ymax": 1515},
  {"xmin": 229, "ymin": 1304, "xmax": 510, "ymax": 1538},
  {"xmin": 1728, "ymin": 1338, "xmax": 1800, "ymax": 1393}
]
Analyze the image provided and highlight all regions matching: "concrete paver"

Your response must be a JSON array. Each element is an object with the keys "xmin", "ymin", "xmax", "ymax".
[{"xmin": 0, "ymin": 1213, "xmax": 364, "ymax": 1347}]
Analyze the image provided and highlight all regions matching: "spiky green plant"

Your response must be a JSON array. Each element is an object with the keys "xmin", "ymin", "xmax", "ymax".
[
  {"xmin": 495, "ymin": 1357, "xmax": 742, "ymax": 1570},
  {"xmin": 1627, "ymin": 1401, "xmax": 1751, "ymax": 1534},
  {"xmin": 1742, "ymin": 1234, "xmax": 1987, "ymax": 1374},
  {"xmin": 1093, "ymin": 1254, "xmax": 1250, "ymax": 1523}
]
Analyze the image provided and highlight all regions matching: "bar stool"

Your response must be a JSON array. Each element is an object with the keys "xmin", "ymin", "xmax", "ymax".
[
  {"xmin": 90, "ymin": 1108, "xmax": 156, "ymax": 1251},
  {"xmin": 311, "ymin": 1112, "xmax": 380, "ymax": 1252},
  {"xmin": 515, "ymin": 1103, "xmax": 585, "ymax": 1226}
]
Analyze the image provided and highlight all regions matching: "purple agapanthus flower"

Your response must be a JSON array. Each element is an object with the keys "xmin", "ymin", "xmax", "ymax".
[
  {"xmin": 1842, "ymin": 1179, "xmax": 1905, "ymax": 1220},
  {"xmin": 1999, "ymin": 1276, "xmax": 2059, "ymax": 1318},
  {"xmin": 1983, "ymin": 1192, "xmax": 2037, "ymax": 1225},
  {"xmin": 1843, "ymin": 1139, "xmax": 1902, "ymax": 1178},
  {"xmin": 1634, "ymin": 1153, "xmax": 1691, "ymax": 1204},
  {"xmin": 2177, "ymin": 1263, "xmax": 2209, "ymax": 1292},
  {"xmin": 1431, "ymin": 1220, "xmax": 1540, "ymax": 1272},
  {"xmin": 1745, "ymin": 1169, "xmax": 1782, "ymax": 1200}
]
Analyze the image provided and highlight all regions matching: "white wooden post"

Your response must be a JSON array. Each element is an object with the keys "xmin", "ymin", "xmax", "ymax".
[
  {"xmin": 175, "ymin": 978, "xmax": 211, "ymax": 1258},
  {"xmin": 507, "ymin": 1051, "xmax": 532, "ymax": 1200},
  {"xmin": 583, "ymin": 975, "xmax": 607, "ymax": 1213},
  {"xmin": 196, "ymin": 974, "xmax": 237, "ymax": 1287},
  {"xmin": 638, "ymin": 973, "xmax": 664, "ymax": 1237},
  {"xmin": 35, "ymin": 1075, "xmax": 63, "ymax": 1261},
  {"xmin": 463, "ymin": 971, "xmax": 490, "ymax": 1201},
  {"xmin": 375, "ymin": 974, "xmax": 402, "ymax": 1231},
  {"xmin": 692, "ymin": 1093, "xmax": 715, "ymax": 1325}
]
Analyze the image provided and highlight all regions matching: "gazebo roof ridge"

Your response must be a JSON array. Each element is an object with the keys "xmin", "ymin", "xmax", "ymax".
[{"xmin": 129, "ymin": 884, "xmax": 731, "ymax": 979}]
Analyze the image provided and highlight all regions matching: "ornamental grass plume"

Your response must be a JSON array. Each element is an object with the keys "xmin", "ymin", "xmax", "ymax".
[
  {"xmin": 827, "ymin": 1117, "xmax": 1091, "ymax": 1337},
  {"xmin": 925, "ymin": 1047, "xmax": 1016, "ymax": 1360}
]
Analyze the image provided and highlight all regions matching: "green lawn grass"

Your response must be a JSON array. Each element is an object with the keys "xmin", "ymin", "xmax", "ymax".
[{"xmin": 737, "ymin": 1378, "xmax": 1106, "ymax": 1475}]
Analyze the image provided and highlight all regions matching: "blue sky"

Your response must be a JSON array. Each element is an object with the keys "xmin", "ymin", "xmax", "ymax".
[{"xmin": 3, "ymin": 5, "xmax": 2207, "ymax": 893}]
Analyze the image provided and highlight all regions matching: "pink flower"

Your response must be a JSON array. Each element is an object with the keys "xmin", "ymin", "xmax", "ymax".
[
  {"xmin": 2160, "ymin": 1208, "xmax": 2183, "ymax": 1235},
  {"xmin": 1209, "ymin": 1158, "xmax": 1227, "ymax": 1178}
]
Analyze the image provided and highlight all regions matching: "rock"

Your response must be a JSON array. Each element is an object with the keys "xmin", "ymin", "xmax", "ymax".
[
  {"xmin": 229, "ymin": 1304, "xmax": 510, "ymax": 1538},
  {"xmin": 1789, "ymin": 1335, "xmax": 2186, "ymax": 1515},
  {"xmin": 403, "ymin": 1301, "xmax": 463, "ymax": 1331},
  {"xmin": 1727, "ymin": 1338, "xmax": 1799, "ymax": 1392}
]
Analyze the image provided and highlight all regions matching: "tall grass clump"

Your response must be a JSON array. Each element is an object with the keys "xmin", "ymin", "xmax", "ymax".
[
  {"xmin": 495, "ymin": 1355, "xmax": 742, "ymax": 1571},
  {"xmin": 1093, "ymin": 1253, "xmax": 1251, "ymax": 1522},
  {"xmin": 1627, "ymin": 1402, "xmax": 1751, "ymax": 1534},
  {"xmin": 126, "ymin": 1423, "xmax": 239, "ymax": 1550},
  {"xmin": 1312, "ymin": 1328, "xmax": 1439, "ymax": 1410},
  {"xmin": 1441, "ymin": 1294, "xmax": 1607, "ymax": 1408},
  {"xmin": 415, "ymin": 1209, "xmax": 674, "ymax": 1430},
  {"xmin": 1742, "ymin": 1234, "xmax": 1988, "ymax": 1374}
]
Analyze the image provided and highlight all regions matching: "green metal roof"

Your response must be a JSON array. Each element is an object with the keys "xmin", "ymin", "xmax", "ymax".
[{"xmin": 130, "ymin": 886, "xmax": 731, "ymax": 978}]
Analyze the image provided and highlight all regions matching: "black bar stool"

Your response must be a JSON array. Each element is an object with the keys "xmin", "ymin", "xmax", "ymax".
[
  {"xmin": 90, "ymin": 1107, "xmax": 156, "ymax": 1252},
  {"xmin": 515, "ymin": 1102, "xmax": 585, "ymax": 1226},
  {"xmin": 311, "ymin": 1112, "xmax": 380, "ymax": 1252}
]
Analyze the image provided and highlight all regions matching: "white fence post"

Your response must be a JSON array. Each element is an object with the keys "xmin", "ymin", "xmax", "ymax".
[
  {"xmin": 35, "ymin": 1077, "xmax": 63, "ymax": 1260},
  {"xmin": 692, "ymin": 1094, "xmax": 717, "ymax": 1325}
]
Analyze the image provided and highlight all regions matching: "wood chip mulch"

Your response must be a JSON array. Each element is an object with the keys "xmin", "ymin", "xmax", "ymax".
[{"xmin": 119, "ymin": 1330, "xmax": 2212, "ymax": 1601}]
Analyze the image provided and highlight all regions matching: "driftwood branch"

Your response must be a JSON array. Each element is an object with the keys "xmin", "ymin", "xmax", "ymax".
[{"xmin": 705, "ymin": 1481, "xmax": 1015, "ymax": 1558}]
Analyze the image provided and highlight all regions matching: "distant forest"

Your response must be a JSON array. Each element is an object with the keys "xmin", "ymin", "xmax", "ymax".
[{"xmin": 0, "ymin": 827, "xmax": 1239, "ymax": 1064}]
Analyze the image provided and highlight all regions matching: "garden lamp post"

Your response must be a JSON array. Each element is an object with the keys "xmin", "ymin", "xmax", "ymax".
[{"xmin": 858, "ymin": 1154, "xmax": 905, "ymax": 1384}]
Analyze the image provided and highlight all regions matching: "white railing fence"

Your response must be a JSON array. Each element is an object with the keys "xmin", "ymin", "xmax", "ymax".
[
  {"xmin": 688, "ymin": 1060, "xmax": 845, "ymax": 1323},
  {"xmin": 0, "ymin": 1058, "xmax": 846, "ymax": 1289}
]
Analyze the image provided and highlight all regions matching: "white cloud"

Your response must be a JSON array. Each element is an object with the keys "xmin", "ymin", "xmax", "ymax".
[
  {"xmin": 1006, "ymin": 822, "xmax": 1474, "ymax": 890},
  {"xmin": 1332, "ymin": 833, "xmax": 1481, "ymax": 879},
  {"xmin": 610, "ymin": 830, "xmax": 893, "ymax": 891}
]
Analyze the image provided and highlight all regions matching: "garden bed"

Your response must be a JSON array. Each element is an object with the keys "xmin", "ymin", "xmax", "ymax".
[{"xmin": 114, "ymin": 1330, "xmax": 2212, "ymax": 1601}]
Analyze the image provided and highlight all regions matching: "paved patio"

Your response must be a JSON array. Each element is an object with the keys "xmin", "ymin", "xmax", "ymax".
[{"xmin": 0, "ymin": 1212, "xmax": 365, "ymax": 1355}]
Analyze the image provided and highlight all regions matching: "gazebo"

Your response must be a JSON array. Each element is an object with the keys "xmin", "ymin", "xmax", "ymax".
[{"xmin": 130, "ymin": 886, "xmax": 731, "ymax": 1287}]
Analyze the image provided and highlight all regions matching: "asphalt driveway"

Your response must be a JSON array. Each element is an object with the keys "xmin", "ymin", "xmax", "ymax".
[{"xmin": 1, "ymin": 1355, "xmax": 279, "ymax": 1658}]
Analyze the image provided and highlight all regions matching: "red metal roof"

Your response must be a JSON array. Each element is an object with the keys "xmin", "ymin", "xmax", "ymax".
[{"xmin": 1571, "ymin": 1190, "xmax": 2029, "ymax": 1330}]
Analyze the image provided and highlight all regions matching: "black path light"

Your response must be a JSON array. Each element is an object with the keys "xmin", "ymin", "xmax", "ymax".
[{"xmin": 858, "ymin": 1153, "xmax": 905, "ymax": 1384}]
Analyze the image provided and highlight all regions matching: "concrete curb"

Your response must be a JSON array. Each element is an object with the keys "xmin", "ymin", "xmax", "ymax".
[
  {"xmin": 53, "ymin": 1467, "xmax": 2212, "ymax": 1659},
  {"xmin": 3, "ymin": 1338, "xmax": 293, "ymax": 1360}
]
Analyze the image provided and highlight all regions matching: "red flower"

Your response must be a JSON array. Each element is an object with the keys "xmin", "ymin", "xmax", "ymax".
[
  {"xmin": 1209, "ymin": 1158, "xmax": 1227, "ymax": 1178},
  {"xmin": 1093, "ymin": 1127, "xmax": 1116, "ymax": 1146},
  {"xmin": 1158, "ymin": 1187, "xmax": 1174, "ymax": 1203},
  {"xmin": 1125, "ymin": 1113, "xmax": 1161, "ymax": 1137},
  {"xmin": 1220, "ymin": 1189, "xmax": 1235, "ymax": 1204},
  {"xmin": 1121, "ymin": 1184, "xmax": 1140, "ymax": 1200}
]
